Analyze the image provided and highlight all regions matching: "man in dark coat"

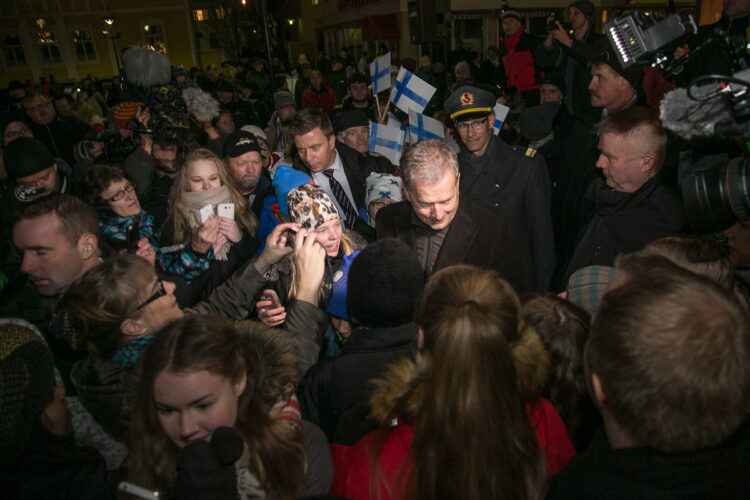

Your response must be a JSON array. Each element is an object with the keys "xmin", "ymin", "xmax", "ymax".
[
  {"xmin": 290, "ymin": 107, "xmax": 392, "ymax": 241},
  {"xmin": 298, "ymin": 238, "xmax": 424, "ymax": 445},
  {"xmin": 376, "ymin": 139, "xmax": 524, "ymax": 291},
  {"xmin": 535, "ymin": 0, "xmax": 608, "ymax": 126},
  {"xmin": 548, "ymin": 255, "xmax": 750, "ymax": 499},
  {"xmin": 23, "ymin": 93, "xmax": 91, "ymax": 167},
  {"xmin": 562, "ymin": 106, "xmax": 688, "ymax": 284},
  {"xmin": 447, "ymin": 85, "xmax": 555, "ymax": 292},
  {"xmin": 223, "ymin": 130, "xmax": 273, "ymax": 218}
]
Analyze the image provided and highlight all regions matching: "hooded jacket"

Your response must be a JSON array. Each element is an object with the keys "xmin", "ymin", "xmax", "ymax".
[{"xmin": 331, "ymin": 328, "xmax": 576, "ymax": 499}]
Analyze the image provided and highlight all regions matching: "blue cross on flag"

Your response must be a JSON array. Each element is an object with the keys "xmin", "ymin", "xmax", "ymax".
[
  {"xmin": 492, "ymin": 103, "xmax": 510, "ymax": 136},
  {"xmin": 408, "ymin": 109, "xmax": 445, "ymax": 143},
  {"xmin": 389, "ymin": 67, "xmax": 436, "ymax": 114},
  {"xmin": 369, "ymin": 122, "xmax": 406, "ymax": 166},
  {"xmin": 370, "ymin": 52, "xmax": 391, "ymax": 94}
]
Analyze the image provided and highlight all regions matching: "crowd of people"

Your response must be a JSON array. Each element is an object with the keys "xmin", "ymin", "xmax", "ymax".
[{"xmin": 1, "ymin": 0, "xmax": 750, "ymax": 498}]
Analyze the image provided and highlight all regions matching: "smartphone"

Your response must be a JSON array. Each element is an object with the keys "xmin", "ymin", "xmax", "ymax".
[
  {"xmin": 199, "ymin": 204, "xmax": 214, "ymax": 224},
  {"xmin": 217, "ymin": 202, "xmax": 235, "ymax": 220},
  {"xmin": 547, "ymin": 12, "xmax": 558, "ymax": 31},
  {"xmin": 260, "ymin": 291, "xmax": 281, "ymax": 308},
  {"xmin": 118, "ymin": 481, "xmax": 159, "ymax": 499},
  {"xmin": 126, "ymin": 222, "xmax": 140, "ymax": 253}
]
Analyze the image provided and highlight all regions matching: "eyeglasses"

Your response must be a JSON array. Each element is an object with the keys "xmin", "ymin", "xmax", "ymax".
[
  {"xmin": 455, "ymin": 117, "xmax": 488, "ymax": 133},
  {"xmin": 26, "ymin": 103, "xmax": 51, "ymax": 113},
  {"xmin": 3, "ymin": 126, "xmax": 32, "ymax": 141},
  {"xmin": 106, "ymin": 182, "xmax": 136, "ymax": 202},
  {"xmin": 135, "ymin": 280, "xmax": 166, "ymax": 311},
  {"xmin": 341, "ymin": 127, "xmax": 368, "ymax": 139}
]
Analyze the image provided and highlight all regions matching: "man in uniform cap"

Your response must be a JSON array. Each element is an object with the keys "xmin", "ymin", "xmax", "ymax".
[{"xmin": 445, "ymin": 85, "xmax": 555, "ymax": 292}]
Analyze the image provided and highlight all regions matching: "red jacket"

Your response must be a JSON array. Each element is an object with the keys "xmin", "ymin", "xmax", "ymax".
[
  {"xmin": 501, "ymin": 28, "xmax": 543, "ymax": 92},
  {"xmin": 330, "ymin": 397, "xmax": 575, "ymax": 499},
  {"xmin": 302, "ymin": 82, "xmax": 337, "ymax": 114}
]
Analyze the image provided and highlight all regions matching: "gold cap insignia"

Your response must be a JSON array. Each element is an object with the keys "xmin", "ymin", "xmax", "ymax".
[{"xmin": 460, "ymin": 92, "xmax": 474, "ymax": 106}]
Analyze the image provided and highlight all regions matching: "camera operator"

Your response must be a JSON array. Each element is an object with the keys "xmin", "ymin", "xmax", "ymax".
[
  {"xmin": 535, "ymin": 1, "xmax": 608, "ymax": 125},
  {"xmin": 123, "ymin": 106, "xmax": 190, "ymax": 226}
]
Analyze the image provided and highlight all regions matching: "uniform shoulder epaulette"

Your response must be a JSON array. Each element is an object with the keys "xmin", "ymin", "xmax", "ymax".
[{"xmin": 510, "ymin": 144, "xmax": 538, "ymax": 159}]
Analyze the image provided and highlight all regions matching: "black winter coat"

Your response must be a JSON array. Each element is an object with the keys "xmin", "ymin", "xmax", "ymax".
[
  {"xmin": 297, "ymin": 322, "xmax": 418, "ymax": 445},
  {"xmin": 563, "ymin": 174, "xmax": 688, "ymax": 283}
]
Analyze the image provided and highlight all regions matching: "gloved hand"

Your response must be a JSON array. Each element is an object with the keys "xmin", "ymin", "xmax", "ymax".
[{"xmin": 173, "ymin": 426, "xmax": 244, "ymax": 500}]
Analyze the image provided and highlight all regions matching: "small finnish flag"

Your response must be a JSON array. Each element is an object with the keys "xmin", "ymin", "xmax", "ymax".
[
  {"xmin": 389, "ymin": 67, "xmax": 436, "ymax": 114},
  {"xmin": 370, "ymin": 52, "xmax": 392, "ymax": 94},
  {"xmin": 492, "ymin": 103, "xmax": 510, "ymax": 136},
  {"xmin": 387, "ymin": 113, "xmax": 408, "ymax": 143},
  {"xmin": 408, "ymin": 110, "xmax": 445, "ymax": 143},
  {"xmin": 369, "ymin": 122, "xmax": 405, "ymax": 166}
]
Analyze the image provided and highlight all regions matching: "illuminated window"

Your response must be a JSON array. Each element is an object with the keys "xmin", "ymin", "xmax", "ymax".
[
  {"xmin": 312, "ymin": 0, "xmax": 319, "ymax": 5},
  {"xmin": 142, "ymin": 23, "xmax": 167, "ymax": 52},
  {"xmin": 38, "ymin": 31, "xmax": 62, "ymax": 65},
  {"xmin": 71, "ymin": 29, "xmax": 97, "ymax": 62},
  {"xmin": 193, "ymin": 9, "xmax": 208, "ymax": 21},
  {"xmin": 2, "ymin": 34, "xmax": 26, "ymax": 68}
]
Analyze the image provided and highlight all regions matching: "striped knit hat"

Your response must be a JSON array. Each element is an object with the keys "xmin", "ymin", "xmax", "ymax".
[{"xmin": 112, "ymin": 101, "xmax": 143, "ymax": 130}]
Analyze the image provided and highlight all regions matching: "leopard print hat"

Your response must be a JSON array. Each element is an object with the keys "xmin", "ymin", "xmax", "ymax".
[{"xmin": 287, "ymin": 184, "xmax": 340, "ymax": 230}]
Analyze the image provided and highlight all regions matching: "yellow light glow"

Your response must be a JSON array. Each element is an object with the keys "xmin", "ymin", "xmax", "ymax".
[{"xmin": 288, "ymin": 19, "xmax": 295, "ymax": 25}]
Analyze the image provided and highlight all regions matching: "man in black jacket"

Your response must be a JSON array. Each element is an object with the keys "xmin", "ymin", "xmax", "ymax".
[
  {"xmin": 447, "ymin": 85, "xmax": 555, "ymax": 292},
  {"xmin": 290, "ymin": 107, "xmax": 392, "ymax": 241},
  {"xmin": 298, "ymin": 238, "xmax": 424, "ymax": 445},
  {"xmin": 562, "ymin": 106, "xmax": 688, "ymax": 284},
  {"xmin": 549, "ymin": 255, "xmax": 750, "ymax": 499},
  {"xmin": 535, "ymin": 0, "xmax": 608, "ymax": 126},
  {"xmin": 223, "ymin": 130, "xmax": 272, "ymax": 218},
  {"xmin": 376, "ymin": 138, "xmax": 524, "ymax": 291}
]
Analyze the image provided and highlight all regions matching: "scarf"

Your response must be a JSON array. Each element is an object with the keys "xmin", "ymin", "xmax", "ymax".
[
  {"xmin": 178, "ymin": 185, "xmax": 233, "ymax": 260},
  {"xmin": 111, "ymin": 334, "xmax": 154, "ymax": 368}
]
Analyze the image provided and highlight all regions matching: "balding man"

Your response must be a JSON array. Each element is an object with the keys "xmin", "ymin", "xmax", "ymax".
[
  {"xmin": 562, "ymin": 107, "xmax": 688, "ymax": 283},
  {"xmin": 376, "ymin": 139, "xmax": 523, "ymax": 291}
]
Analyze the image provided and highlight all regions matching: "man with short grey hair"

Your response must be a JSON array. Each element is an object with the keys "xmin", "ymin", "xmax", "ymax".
[{"xmin": 376, "ymin": 139, "xmax": 524, "ymax": 290}]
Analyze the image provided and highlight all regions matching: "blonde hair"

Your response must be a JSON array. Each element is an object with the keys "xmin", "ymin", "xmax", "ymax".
[{"xmin": 167, "ymin": 148, "xmax": 258, "ymax": 242}]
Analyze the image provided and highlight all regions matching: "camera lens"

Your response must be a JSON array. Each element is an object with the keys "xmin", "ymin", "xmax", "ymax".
[{"xmin": 682, "ymin": 157, "xmax": 750, "ymax": 233}]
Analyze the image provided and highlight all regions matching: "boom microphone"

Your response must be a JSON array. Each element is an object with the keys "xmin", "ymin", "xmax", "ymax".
[{"xmin": 659, "ymin": 86, "xmax": 733, "ymax": 139}]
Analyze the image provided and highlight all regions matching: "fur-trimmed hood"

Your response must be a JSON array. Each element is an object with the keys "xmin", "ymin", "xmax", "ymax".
[
  {"xmin": 234, "ymin": 320, "xmax": 300, "ymax": 413},
  {"xmin": 369, "ymin": 325, "xmax": 551, "ymax": 424}
]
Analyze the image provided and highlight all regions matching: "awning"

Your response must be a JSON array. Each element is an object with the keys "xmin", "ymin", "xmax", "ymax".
[{"xmin": 362, "ymin": 14, "xmax": 400, "ymax": 41}]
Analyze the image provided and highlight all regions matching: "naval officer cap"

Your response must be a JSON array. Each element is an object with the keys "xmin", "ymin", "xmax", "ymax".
[{"xmin": 444, "ymin": 85, "xmax": 496, "ymax": 121}]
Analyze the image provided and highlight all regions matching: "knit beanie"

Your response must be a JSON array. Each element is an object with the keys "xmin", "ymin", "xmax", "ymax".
[
  {"xmin": 567, "ymin": 265, "xmax": 618, "ymax": 314},
  {"xmin": 569, "ymin": 0, "xmax": 594, "ymax": 19},
  {"xmin": 3, "ymin": 137, "xmax": 55, "ymax": 181},
  {"xmin": 287, "ymin": 184, "xmax": 340, "ymax": 230},
  {"xmin": 0, "ymin": 322, "xmax": 55, "ymax": 465},
  {"xmin": 347, "ymin": 238, "xmax": 425, "ymax": 328},
  {"xmin": 501, "ymin": 9, "xmax": 522, "ymax": 22},
  {"xmin": 112, "ymin": 101, "xmax": 142, "ymax": 130},
  {"xmin": 273, "ymin": 91, "xmax": 295, "ymax": 111},
  {"xmin": 272, "ymin": 166, "xmax": 314, "ymax": 216}
]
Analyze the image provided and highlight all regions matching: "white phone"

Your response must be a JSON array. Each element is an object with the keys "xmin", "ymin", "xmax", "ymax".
[
  {"xmin": 217, "ymin": 202, "xmax": 235, "ymax": 220},
  {"xmin": 199, "ymin": 204, "xmax": 214, "ymax": 224},
  {"xmin": 118, "ymin": 481, "xmax": 159, "ymax": 499}
]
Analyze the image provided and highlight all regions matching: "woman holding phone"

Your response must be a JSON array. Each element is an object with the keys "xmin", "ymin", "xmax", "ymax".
[{"xmin": 163, "ymin": 148, "xmax": 260, "ymax": 302}]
